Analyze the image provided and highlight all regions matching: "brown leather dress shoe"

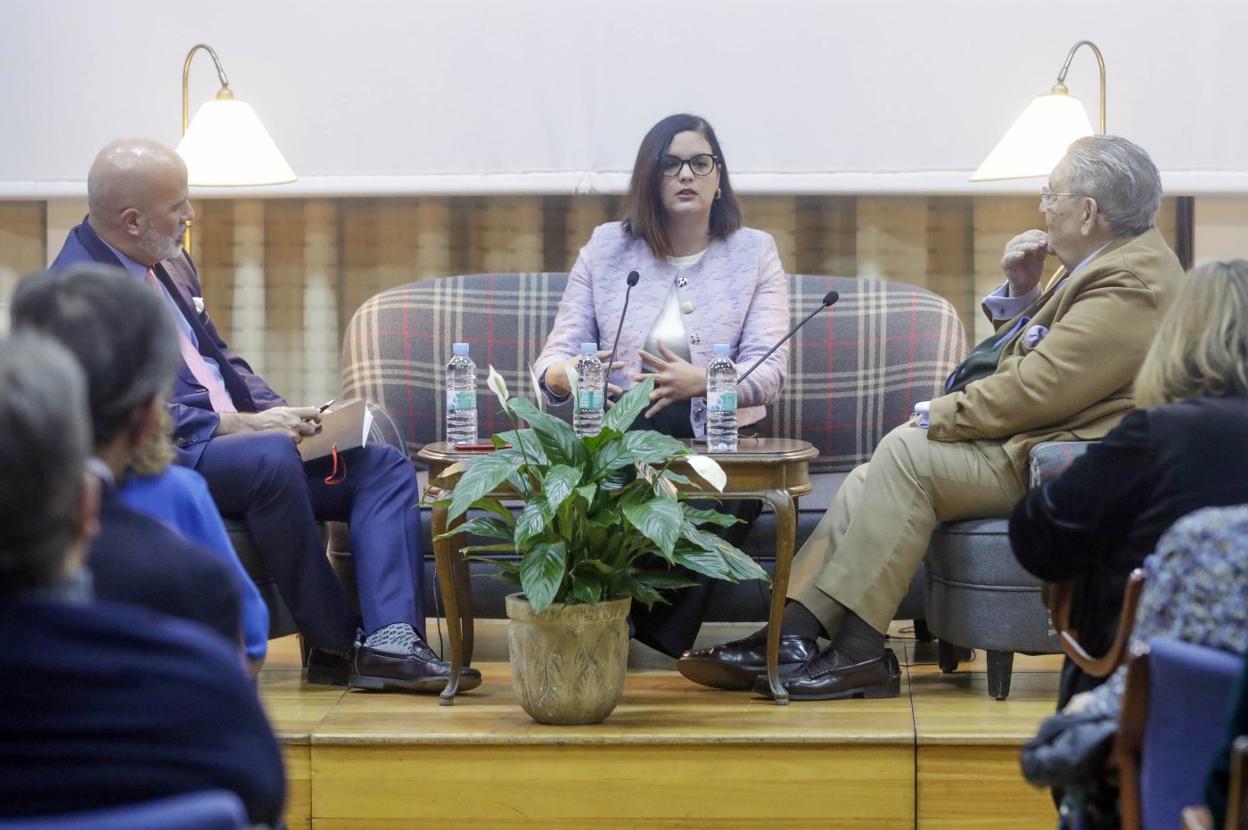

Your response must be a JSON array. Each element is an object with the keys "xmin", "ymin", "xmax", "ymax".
[
  {"xmin": 753, "ymin": 647, "xmax": 900, "ymax": 701},
  {"xmin": 349, "ymin": 639, "xmax": 483, "ymax": 694},
  {"xmin": 676, "ymin": 631, "xmax": 818, "ymax": 691}
]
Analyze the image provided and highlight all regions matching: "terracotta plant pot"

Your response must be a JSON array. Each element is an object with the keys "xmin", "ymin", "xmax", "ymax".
[{"xmin": 505, "ymin": 593, "xmax": 632, "ymax": 725}]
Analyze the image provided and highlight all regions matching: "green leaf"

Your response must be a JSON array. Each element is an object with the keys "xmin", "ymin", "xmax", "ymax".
[
  {"xmin": 659, "ymin": 470, "xmax": 694, "ymax": 486},
  {"xmin": 603, "ymin": 375, "xmax": 655, "ymax": 434},
  {"xmin": 514, "ymin": 496, "xmax": 553, "ymax": 548},
  {"xmin": 681, "ymin": 505, "xmax": 741, "ymax": 528},
  {"xmin": 487, "ymin": 559, "xmax": 523, "ymax": 582},
  {"xmin": 521, "ymin": 542, "xmax": 567, "ymax": 614},
  {"xmin": 606, "ymin": 571, "xmax": 665, "ymax": 608},
  {"xmin": 718, "ymin": 545, "xmax": 770, "ymax": 583},
  {"xmin": 634, "ymin": 570, "xmax": 700, "ymax": 591},
  {"xmin": 567, "ymin": 570, "xmax": 604, "ymax": 604},
  {"xmin": 589, "ymin": 436, "xmax": 633, "ymax": 480},
  {"xmin": 473, "ymin": 497, "xmax": 518, "ymax": 525},
  {"xmin": 507, "ymin": 396, "xmax": 587, "ymax": 467},
  {"xmin": 619, "ymin": 430, "xmax": 690, "ymax": 465},
  {"xmin": 447, "ymin": 452, "xmax": 524, "ymax": 521},
  {"xmin": 597, "ymin": 465, "xmax": 633, "ymax": 490},
  {"xmin": 434, "ymin": 515, "xmax": 513, "ymax": 541},
  {"xmin": 671, "ymin": 547, "xmax": 734, "ymax": 581},
  {"xmin": 578, "ymin": 558, "xmax": 616, "ymax": 575},
  {"xmin": 542, "ymin": 464, "xmax": 582, "ymax": 511},
  {"xmin": 461, "ymin": 543, "xmax": 519, "ymax": 554},
  {"xmin": 622, "ymin": 498, "xmax": 683, "ymax": 557},
  {"xmin": 574, "ymin": 484, "xmax": 597, "ymax": 507},
  {"xmin": 496, "ymin": 428, "xmax": 549, "ymax": 466},
  {"xmin": 680, "ymin": 527, "xmax": 769, "ymax": 583}
]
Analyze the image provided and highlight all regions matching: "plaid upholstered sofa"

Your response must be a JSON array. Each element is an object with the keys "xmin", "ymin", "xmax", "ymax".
[{"xmin": 334, "ymin": 273, "xmax": 965, "ymax": 627}]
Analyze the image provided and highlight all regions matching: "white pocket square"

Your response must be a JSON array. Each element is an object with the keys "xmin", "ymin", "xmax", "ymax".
[{"xmin": 192, "ymin": 296, "xmax": 205, "ymax": 314}]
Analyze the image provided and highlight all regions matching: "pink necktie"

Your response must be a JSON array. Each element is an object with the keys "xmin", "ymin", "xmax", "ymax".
[{"xmin": 145, "ymin": 268, "xmax": 237, "ymax": 413}]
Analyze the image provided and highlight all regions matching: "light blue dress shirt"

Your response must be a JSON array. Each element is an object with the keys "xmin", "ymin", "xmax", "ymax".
[{"xmin": 100, "ymin": 239, "xmax": 229, "ymax": 391}]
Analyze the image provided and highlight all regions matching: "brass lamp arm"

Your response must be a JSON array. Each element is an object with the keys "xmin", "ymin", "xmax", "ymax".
[
  {"xmin": 1053, "ymin": 40, "xmax": 1106, "ymax": 133},
  {"xmin": 182, "ymin": 44, "xmax": 233, "ymax": 134}
]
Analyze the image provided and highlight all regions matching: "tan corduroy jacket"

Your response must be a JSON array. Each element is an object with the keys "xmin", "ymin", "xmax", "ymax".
[{"xmin": 928, "ymin": 227, "xmax": 1184, "ymax": 479}]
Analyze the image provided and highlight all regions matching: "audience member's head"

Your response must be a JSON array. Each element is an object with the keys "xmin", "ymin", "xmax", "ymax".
[
  {"xmin": 87, "ymin": 138, "xmax": 195, "ymax": 267},
  {"xmin": 10, "ymin": 264, "xmax": 181, "ymax": 469},
  {"xmin": 1045, "ymin": 135, "xmax": 1163, "ymax": 267},
  {"xmin": 622, "ymin": 112, "xmax": 741, "ymax": 257},
  {"xmin": 0, "ymin": 333, "xmax": 97, "ymax": 597},
  {"xmin": 1135, "ymin": 259, "xmax": 1248, "ymax": 407}
]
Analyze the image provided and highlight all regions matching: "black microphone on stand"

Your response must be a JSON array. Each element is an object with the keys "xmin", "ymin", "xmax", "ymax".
[
  {"xmin": 602, "ymin": 270, "xmax": 641, "ymax": 409},
  {"xmin": 736, "ymin": 290, "xmax": 839, "ymax": 385}
]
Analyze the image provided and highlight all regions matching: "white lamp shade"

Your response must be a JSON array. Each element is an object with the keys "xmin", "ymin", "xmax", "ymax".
[
  {"xmin": 176, "ymin": 98, "xmax": 296, "ymax": 186},
  {"xmin": 971, "ymin": 93, "xmax": 1096, "ymax": 182}
]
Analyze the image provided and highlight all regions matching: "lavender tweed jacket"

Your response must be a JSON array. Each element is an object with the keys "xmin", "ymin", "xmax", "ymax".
[{"xmin": 534, "ymin": 222, "xmax": 790, "ymax": 436}]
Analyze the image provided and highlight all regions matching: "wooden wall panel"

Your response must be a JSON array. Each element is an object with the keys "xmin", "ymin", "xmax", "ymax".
[
  {"xmin": 927, "ymin": 197, "xmax": 975, "ymax": 343},
  {"xmin": 0, "ymin": 193, "xmax": 1198, "ymax": 397},
  {"xmin": 740, "ymin": 195, "xmax": 799, "ymax": 268},
  {"xmin": 0, "ymin": 202, "xmax": 45, "ymax": 334},
  {"xmin": 857, "ymin": 196, "xmax": 928, "ymax": 286}
]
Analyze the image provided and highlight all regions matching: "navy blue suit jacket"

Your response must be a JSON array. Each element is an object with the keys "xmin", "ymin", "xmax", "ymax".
[
  {"xmin": 92, "ymin": 478, "xmax": 243, "ymax": 646},
  {"xmin": 0, "ymin": 597, "xmax": 284, "ymax": 825},
  {"xmin": 51, "ymin": 221, "xmax": 286, "ymax": 467}
]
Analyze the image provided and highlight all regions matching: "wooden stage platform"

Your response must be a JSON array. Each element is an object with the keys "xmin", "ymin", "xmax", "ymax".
[{"xmin": 259, "ymin": 628, "xmax": 1062, "ymax": 829}]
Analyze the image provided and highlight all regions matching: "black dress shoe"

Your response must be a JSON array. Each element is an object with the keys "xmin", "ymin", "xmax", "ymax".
[
  {"xmin": 676, "ymin": 631, "xmax": 818, "ymax": 691},
  {"xmin": 753, "ymin": 646, "xmax": 900, "ymax": 701},
  {"xmin": 349, "ymin": 639, "xmax": 483, "ymax": 694},
  {"xmin": 305, "ymin": 646, "xmax": 351, "ymax": 687}
]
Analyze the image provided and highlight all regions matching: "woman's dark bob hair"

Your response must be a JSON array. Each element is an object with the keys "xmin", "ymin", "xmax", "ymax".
[{"xmin": 621, "ymin": 113, "xmax": 742, "ymax": 258}]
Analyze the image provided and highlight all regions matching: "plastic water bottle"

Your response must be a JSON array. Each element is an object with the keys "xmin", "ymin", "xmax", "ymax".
[
  {"xmin": 573, "ymin": 342, "xmax": 604, "ymax": 438},
  {"xmin": 706, "ymin": 344, "xmax": 738, "ymax": 452},
  {"xmin": 445, "ymin": 342, "xmax": 478, "ymax": 446}
]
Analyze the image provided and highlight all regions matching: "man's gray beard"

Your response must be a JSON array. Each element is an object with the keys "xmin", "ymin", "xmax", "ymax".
[{"xmin": 138, "ymin": 227, "xmax": 183, "ymax": 263}]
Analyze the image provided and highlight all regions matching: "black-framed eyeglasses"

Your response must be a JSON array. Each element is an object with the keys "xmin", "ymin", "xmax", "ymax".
[{"xmin": 659, "ymin": 153, "xmax": 719, "ymax": 178}]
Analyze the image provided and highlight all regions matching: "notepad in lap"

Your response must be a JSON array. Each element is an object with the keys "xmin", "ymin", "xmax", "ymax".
[{"xmin": 298, "ymin": 399, "xmax": 372, "ymax": 462}]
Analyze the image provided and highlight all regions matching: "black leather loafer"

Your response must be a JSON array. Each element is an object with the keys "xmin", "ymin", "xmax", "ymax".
[
  {"xmin": 753, "ymin": 647, "xmax": 901, "ymax": 701},
  {"xmin": 676, "ymin": 631, "xmax": 818, "ymax": 691},
  {"xmin": 349, "ymin": 639, "xmax": 482, "ymax": 694}
]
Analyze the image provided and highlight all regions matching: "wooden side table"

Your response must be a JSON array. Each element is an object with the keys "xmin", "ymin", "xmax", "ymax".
[{"xmin": 419, "ymin": 437, "xmax": 819, "ymax": 705}]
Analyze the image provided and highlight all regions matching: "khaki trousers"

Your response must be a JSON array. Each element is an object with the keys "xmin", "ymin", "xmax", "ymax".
[{"xmin": 789, "ymin": 424, "xmax": 1028, "ymax": 634}]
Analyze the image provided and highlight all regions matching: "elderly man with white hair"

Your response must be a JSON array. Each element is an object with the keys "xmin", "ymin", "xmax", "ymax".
[{"xmin": 680, "ymin": 135, "xmax": 1185, "ymax": 701}]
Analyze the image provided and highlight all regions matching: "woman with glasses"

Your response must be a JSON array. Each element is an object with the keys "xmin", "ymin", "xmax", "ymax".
[{"xmin": 535, "ymin": 113, "xmax": 791, "ymax": 656}]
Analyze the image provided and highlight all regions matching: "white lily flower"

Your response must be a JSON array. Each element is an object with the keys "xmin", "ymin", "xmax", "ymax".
[
  {"xmin": 527, "ymin": 364, "xmax": 547, "ymax": 413},
  {"xmin": 687, "ymin": 454, "xmax": 727, "ymax": 493},
  {"xmin": 486, "ymin": 365, "xmax": 510, "ymax": 412},
  {"xmin": 563, "ymin": 362, "xmax": 579, "ymax": 400}
]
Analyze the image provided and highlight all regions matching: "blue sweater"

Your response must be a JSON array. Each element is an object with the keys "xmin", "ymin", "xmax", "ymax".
[{"xmin": 120, "ymin": 465, "xmax": 269, "ymax": 661}]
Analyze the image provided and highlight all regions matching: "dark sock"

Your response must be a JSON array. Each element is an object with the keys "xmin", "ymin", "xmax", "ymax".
[
  {"xmin": 833, "ymin": 611, "xmax": 886, "ymax": 663},
  {"xmin": 778, "ymin": 600, "xmax": 834, "ymax": 640}
]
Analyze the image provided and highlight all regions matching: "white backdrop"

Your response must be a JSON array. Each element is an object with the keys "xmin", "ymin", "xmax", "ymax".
[{"xmin": 3, "ymin": 0, "xmax": 1247, "ymax": 196}]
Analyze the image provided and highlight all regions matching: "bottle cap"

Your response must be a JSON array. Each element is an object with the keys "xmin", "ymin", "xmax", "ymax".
[
  {"xmin": 712, "ymin": 344, "xmax": 730, "ymax": 356},
  {"xmin": 452, "ymin": 342, "xmax": 469, "ymax": 355},
  {"xmin": 580, "ymin": 342, "xmax": 598, "ymax": 355}
]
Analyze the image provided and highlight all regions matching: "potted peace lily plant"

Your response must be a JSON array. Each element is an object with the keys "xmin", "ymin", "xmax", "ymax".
[{"xmin": 434, "ymin": 368, "xmax": 768, "ymax": 725}]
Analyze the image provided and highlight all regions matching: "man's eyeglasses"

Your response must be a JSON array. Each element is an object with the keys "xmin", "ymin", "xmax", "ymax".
[
  {"xmin": 1040, "ymin": 185, "xmax": 1082, "ymax": 206},
  {"xmin": 659, "ymin": 153, "xmax": 718, "ymax": 178}
]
